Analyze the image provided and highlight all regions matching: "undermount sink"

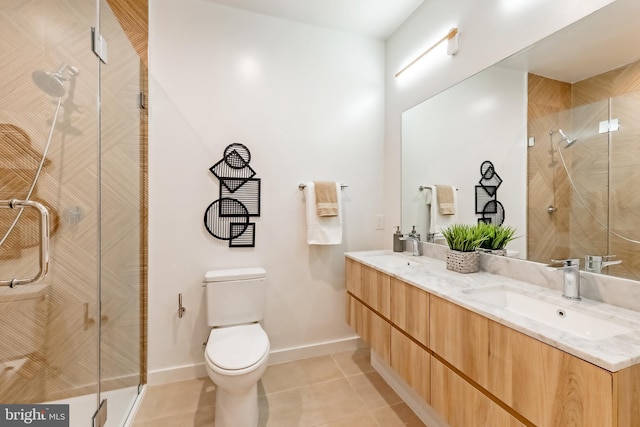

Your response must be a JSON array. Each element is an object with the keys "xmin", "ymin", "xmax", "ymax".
[
  {"xmin": 364, "ymin": 254, "xmax": 421, "ymax": 267},
  {"xmin": 462, "ymin": 286, "xmax": 634, "ymax": 341}
]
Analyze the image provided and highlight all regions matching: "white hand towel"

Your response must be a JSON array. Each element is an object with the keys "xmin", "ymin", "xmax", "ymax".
[
  {"xmin": 305, "ymin": 182, "xmax": 342, "ymax": 245},
  {"xmin": 426, "ymin": 185, "xmax": 457, "ymax": 238}
]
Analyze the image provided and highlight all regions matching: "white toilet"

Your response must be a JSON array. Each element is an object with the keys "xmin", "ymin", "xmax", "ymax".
[{"xmin": 203, "ymin": 268, "xmax": 270, "ymax": 427}]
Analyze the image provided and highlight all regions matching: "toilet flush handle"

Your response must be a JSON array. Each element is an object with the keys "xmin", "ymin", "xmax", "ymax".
[{"xmin": 178, "ymin": 293, "xmax": 186, "ymax": 318}]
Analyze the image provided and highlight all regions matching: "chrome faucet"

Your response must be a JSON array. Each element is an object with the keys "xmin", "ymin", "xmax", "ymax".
[
  {"xmin": 400, "ymin": 229, "xmax": 421, "ymax": 256},
  {"xmin": 550, "ymin": 258, "xmax": 581, "ymax": 300},
  {"xmin": 585, "ymin": 255, "xmax": 621, "ymax": 274}
]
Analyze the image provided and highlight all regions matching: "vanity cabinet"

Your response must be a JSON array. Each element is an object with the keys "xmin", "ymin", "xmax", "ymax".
[
  {"xmin": 345, "ymin": 257, "xmax": 640, "ymax": 427},
  {"xmin": 346, "ymin": 258, "xmax": 430, "ymax": 400}
]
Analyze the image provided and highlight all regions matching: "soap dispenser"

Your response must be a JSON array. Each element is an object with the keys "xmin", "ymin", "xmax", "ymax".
[{"xmin": 393, "ymin": 226, "xmax": 403, "ymax": 252}]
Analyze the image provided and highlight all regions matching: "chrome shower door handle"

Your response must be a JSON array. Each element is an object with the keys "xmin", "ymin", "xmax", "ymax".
[{"xmin": 0, "ymin": 199, "xmax": 50, "ymax": 287}]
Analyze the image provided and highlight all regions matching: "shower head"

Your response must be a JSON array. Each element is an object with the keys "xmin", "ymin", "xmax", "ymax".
[
  {"xmin": 32, "ymin": 70, "xmax": 66, "ymax": 97},
  {"xmin": 32, "ymin": 64, "xmax": 79, "ymax": 98},
  {"xmin": 549, "ymin": 129, "xmax": 578, "ymax": 147}
]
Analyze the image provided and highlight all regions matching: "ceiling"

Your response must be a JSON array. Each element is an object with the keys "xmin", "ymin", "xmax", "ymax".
[
  {"xmin": 204, "ymin": 0, "xmax": 424, "ymax": 40},
  {"xmin": 501, "ymin": 0, "xmax": 640, "ymax": 83},
  {"xmin": 203, "ymin": 0, "xmax": 640, "ymax": 83}
]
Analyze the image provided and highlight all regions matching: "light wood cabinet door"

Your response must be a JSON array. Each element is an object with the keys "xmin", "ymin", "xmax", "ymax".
[
  {"xmin": 614, "ymin": 363, "xmax": 640, "ymax": 427},
  {"xmin": 345, "ymin": 258, "xmax": 390, "ymax": 319},
  {"xmin": 431, "ymin": 358, "xmax": 526, "ymax": 427},
  {"xmin": 391, "ymin": 278, "xmax": 429, "ymax": 347},
  {"xmin": 346, "ymin": 294, "xmax": 391, "ymax": 364},
  {"xmin": 429, "ymin": 295, "xmax": 489, "ymax": 386},
  {"xmin": 504, "ymin": 323, "xmax": 613, "ymax": 427},
  {"xmin": 430, "ymin": 295, "xmax": 614, "ymax": 427},
  {"xmin": 345, "ymin": 258, "xmax": 361, "ymax": 296},
  {"xmin": 391, "ymin": 327, "xmax": 430, "ymax": 403}
]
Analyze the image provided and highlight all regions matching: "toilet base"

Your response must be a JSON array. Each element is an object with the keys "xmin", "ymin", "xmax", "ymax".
[{"xmin": 215, "ymin": 382, "xmax": 259, "ymax": 427}]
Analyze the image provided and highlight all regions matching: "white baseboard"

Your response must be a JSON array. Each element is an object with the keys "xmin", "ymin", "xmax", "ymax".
[
  {"xmin": 147, "ymin": 362, "xmax": 208, "ymax": 386},
  {"xmin": 267, "ymin": 336, "xmax": 364, "ymax": 365},
  {"xmin": 147, "ymin": 336, "xmax": 364, "ymax": 385},
  {"xmin": 371, "ymin": 351, "xmax": 450, "ymax": 427}
]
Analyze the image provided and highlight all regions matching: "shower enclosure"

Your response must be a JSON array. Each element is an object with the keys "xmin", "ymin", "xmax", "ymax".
[
  {"xmin": 0, "ymin": 0, "xmax": 145, "ymax": 425},
  {"xmin": 528, "ymin": 71, "xmax": 640, "ymax": 281}
]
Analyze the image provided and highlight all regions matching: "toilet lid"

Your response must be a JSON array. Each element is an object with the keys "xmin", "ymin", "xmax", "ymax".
[{"xmin": 206, "ymin": 323, "xmax": 269, "ymax": 371}]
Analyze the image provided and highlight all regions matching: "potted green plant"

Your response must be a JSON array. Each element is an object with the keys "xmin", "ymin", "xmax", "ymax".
[
  {"xmin": 441, "ymin": 224, "xmax": 488, "ymax": 273},
  {"xmin": 477, "ymin": 223, "xmax": 518, "ymax": 256}
]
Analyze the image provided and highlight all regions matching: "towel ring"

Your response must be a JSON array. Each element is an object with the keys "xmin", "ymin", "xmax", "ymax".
[{"xmin": 299, "ymin": 183, "xmax": 348, "ymax": 190}]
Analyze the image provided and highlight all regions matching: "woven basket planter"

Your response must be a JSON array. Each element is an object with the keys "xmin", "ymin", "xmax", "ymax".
[
  {"xmin": 446, "ymin": 250, "xmax": 480, "ymax": 274},
  {"xmin": 489, "ymin": 249, "xmax": 507, "ymax": 256}
]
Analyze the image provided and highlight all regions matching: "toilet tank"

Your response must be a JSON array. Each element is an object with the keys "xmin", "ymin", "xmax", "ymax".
[
  {"xmin": 204, "ymin": 268, "xmax": 266, "ymax": 327},
  {"xmin": 0, "ymin": 283, "xmax": 49, "ymax": 361}
]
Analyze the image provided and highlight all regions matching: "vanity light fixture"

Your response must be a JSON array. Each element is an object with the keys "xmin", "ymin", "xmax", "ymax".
[{"xmin": 395, "ymin": 27, "xmax": 459, "ymax": 78}]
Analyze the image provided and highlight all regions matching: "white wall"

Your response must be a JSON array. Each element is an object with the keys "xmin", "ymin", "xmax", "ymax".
[
  {"xmin": 401, "ymin": 65, "xmax": 528, "ymax": 256},
  {"xmin": 148, "ymin": 0, "xmax": 386, "ymax": 381},
  {"xmin": 384, "ymin": 0, "xmax": 616, "ymax": 243}
]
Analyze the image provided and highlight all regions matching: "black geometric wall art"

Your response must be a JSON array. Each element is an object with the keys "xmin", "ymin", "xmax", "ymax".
[
  {"xmin": 475, "ymin": 185, "xmax": 496, "ymax": 214},
  {"xmin": 478, "ymin": 160, "xmax": 502, "ymax": 196},
  {"xmin": 229, "ymin": 223, "xmax": 256, "ymax": 247},
  {"xmin": 220, "ymin": 178, "xmax": 261, "ymax": 216},
  {"xmin": 476, "ymin": 160, "xmax": 505, "ymax": 226},
  {"xmin": 204, "ymin": 198, "xmax": 249, "ymax": 240},
  {"xmin": 204, "ymin": 143, "xmax": 261, "ymax": 247},
  {"xmin": 481, "ymin": 200, "xmax": 505, "ymax": 225}
]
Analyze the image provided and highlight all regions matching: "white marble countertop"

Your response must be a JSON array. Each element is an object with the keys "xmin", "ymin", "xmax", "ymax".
[{"xmin": 345, "ymin": 250, "xmax": 640, "ymax": 372}]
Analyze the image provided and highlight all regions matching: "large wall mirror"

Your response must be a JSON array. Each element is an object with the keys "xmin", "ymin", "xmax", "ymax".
[{"xmin": 402, "ymin": 0, "xmax": 640, "ymax": 280}]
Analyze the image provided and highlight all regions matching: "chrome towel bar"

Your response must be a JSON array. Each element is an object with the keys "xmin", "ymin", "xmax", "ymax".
[
  {"xmin": 419, "ymin": 185, "xmax": 458, "ymax": 191},
  {"xmin": 299, "ymin": 183, "xmax": 348, "ymax": 190},
  {"xmin": 0, "ymin": 199, "xmax": 50, "ymax": 287}
]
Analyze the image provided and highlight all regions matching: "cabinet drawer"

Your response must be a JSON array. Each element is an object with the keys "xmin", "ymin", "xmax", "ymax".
[
  {"xmin": 391, "ymin": 278, "xmax": 429, "ymax": 347},
  {"xmin": 346, "ymin": 258, "xmax": 390, "ymax": 319},
  {"xmin": 391, "ymin": 327, "xmax": 430, "ymax": 403},
  {"xmin": 431, "ymin": 357, "xmax": 525, "ymax": 427},
  {"xmin": 346, "ymin": 294, "xmax": 390, "ymax": 364}
]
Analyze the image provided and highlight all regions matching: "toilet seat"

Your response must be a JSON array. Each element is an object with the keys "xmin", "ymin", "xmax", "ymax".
[{"xmin": 205, "ymin": 323, "xmax": 269, "ymax": 372}]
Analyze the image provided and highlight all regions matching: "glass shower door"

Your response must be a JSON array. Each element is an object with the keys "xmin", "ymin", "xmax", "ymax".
[
  {"xmin": 0, "ymin": 0, "xmax": 101, "ymax": 417},
  {"xmin": 98, "ymin": 0, "xmax": 143, "ymax": 424},
  {"xmin": 609, "ymin": 90, "xmax": 640, "ymax": 280},
  {"xmin": 1, "ymin": 0, "xmax": 144, "ymax": 425}
]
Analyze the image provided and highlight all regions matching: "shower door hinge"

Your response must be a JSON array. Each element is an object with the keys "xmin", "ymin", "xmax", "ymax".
[
  {"xmin": 92, "ymin": 399, "xmax": 108, "ymax": 427},
  {"xmin": 599, "ymin": 118, "xmax": 620, "ymax": 134},
  {"xmin": 91, "ymin": 27, "xmax": 108, "ymax": 64}
]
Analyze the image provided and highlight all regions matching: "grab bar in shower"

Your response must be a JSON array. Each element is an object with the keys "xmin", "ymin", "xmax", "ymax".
[{"xmin": 0, "ymin": 199, "xmax": 50, "ymax": 287}]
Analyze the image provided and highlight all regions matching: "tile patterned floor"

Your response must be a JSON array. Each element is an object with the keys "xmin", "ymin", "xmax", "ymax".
[{"xmin": 132, "ymin": 348, "xmax": 426, "ymax": 426}]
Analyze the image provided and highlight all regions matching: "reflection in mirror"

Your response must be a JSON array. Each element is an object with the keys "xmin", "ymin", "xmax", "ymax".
[{"xmin": 401, "ymin": 0, "xmax": 640, "ymax": 280}]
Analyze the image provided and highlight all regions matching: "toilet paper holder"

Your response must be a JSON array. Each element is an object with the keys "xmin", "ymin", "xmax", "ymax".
[{"xmin": 178, "ymin": 293, "xmax": 186, "ymax": 318}]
